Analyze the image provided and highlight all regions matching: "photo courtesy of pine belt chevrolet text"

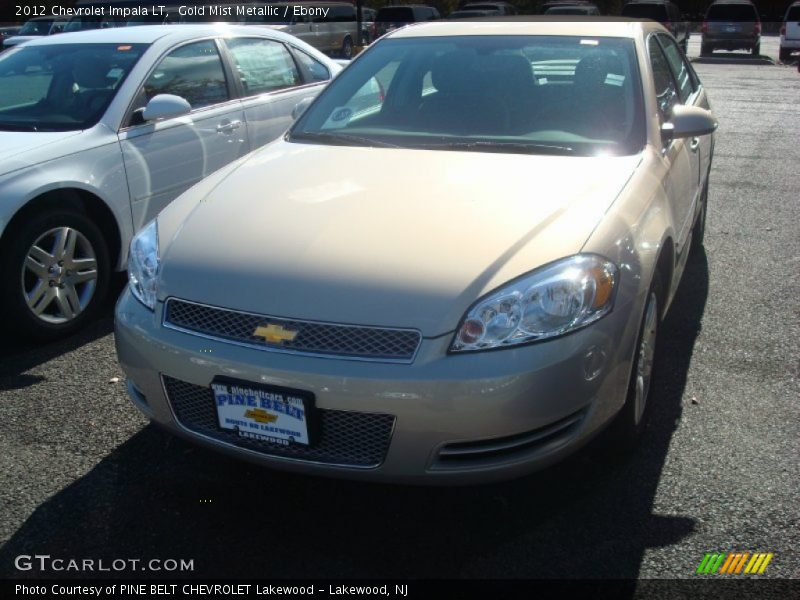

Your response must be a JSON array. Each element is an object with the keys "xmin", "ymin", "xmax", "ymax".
[{"xmin": 113, "ymin": 19, "xmax": 717, "ymax": 483}]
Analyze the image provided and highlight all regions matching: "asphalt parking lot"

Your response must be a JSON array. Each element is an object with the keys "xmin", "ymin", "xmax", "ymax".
[{"xmin": 0, "ymin": 35, "xmax": 798, "ymax": 582}]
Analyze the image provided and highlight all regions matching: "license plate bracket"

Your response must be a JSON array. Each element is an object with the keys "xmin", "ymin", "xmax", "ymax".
[{"xmin": 211, "ymin": 377, "xmax": 316, "ymax": 446}]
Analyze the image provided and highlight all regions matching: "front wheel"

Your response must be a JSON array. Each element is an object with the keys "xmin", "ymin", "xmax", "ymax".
[
  {"xmin": 752, "ymin": 43, "xmax": 760, "ymax": 56},
  {"xmin": 700, "ymin": 43, "xmax": 711, "ymax": 56},
  {"xmin": 779, "ymin": 47, "xmax": 790, "ymax": 62},
  {"xmin": 608, "ymin": 272, "xmax": 663, "ymax": 447},
  {"xmin": 0, "ymin": 210, "xmax": 110, "ymax": 341}
]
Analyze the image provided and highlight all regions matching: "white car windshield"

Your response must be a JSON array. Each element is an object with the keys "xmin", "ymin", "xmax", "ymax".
[
  {"xmin": 290, "ymin": 35, "xmax": 645, "ymax": 156},
  {"xmin": 0, "ymin": 43, "xmax": 147, "ymax": 132}
]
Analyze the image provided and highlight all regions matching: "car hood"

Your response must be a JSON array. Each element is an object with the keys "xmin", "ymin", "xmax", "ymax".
[
  {"xmin": 3, "ymin": 36, "xmax": 37, "ymax": 46},
  {"xmin": 158, "ymin": 140, "xmax": 641, "ymax": 336},
  {"xmin": 0, "ymin": 130, "xmax": 85, "ymax": 171}
]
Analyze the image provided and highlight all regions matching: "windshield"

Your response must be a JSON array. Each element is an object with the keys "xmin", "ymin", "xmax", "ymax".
[
  {"xmin": 290, "ymin": 36, "xmax": 645, "ymax": 156},
  {"xmin": 64, "ymin": 17, "xmax": 116, "ymax": 32},
  {"xmin": 0, "ymin": 43, "xmax": 147, "ymax": 132},
  {"xmin": 18, "ymin": 19, "xmax": 57, "ymax": 36},
  {"xmin": 621, "ymin": 4, "xmax": 668, "ymax": 20},
  {"xmin": 376, "ymin": 8, "xmax": 415, "ymax": 21}
]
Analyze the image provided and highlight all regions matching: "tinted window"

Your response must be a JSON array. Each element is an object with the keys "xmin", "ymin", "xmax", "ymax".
[
  {"xmin": 19, "ymin": 19, "xmax": 57, "ymax": 35},
  {"xmin": 706, "ymin": 3, "xmax": 759, "ymax": 21},
  {"xmin": 295, "ymin": 49, "xmax": 331, "ymax": 82},
  {"xmin": 657, "ymin": 35, "xmax": 693, "ymax": 103},
  {"xmin": 226, "ymin": 38, "xmax": 301, "ymax": 96},
  {"xmin": 0, "ymin": 43, "xmax": 147, "ymax": 131},
  {"xmin": 621, "ymin": 4, "xmax": 668, "ymax": 20},
  {"xmin": 648, "ymin": 37, "xmax": 677, "ymax": 122},
  {"xmin": 376, "ymin": 7, "xmax": 414, "ymax": 21},
  {"xmin": 292, "ymin": 36, "xmax": 645, "ymax": 156},
  {"xmin": 143, "ymin": 41, "xmax": 229, "ymax": 109},
  {"xmin": 785, "ymin": 6, "xmax": 800, "ymax": 20}
]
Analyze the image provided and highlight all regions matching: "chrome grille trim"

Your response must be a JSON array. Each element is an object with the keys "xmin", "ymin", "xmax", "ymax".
[
  {"xmin": 162, "ymin": 298, "xmax": 422, "ymax": 363},
  {"xmin": 161, "ymin": 375, "xmax": 395, "ymax": 469}
]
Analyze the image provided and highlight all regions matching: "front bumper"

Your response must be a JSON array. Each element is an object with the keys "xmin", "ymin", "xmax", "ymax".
[{"xmin": 115, "ymin": 287, "xmax": 640, "ymax": 484}]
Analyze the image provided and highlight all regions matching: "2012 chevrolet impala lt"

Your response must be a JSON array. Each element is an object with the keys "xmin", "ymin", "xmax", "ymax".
[{"xmin": 115, "ymin": 20, "xmax": 716, "ymax": 483}]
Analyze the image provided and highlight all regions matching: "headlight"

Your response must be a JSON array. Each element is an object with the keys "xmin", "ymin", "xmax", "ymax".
[
  {"xmin": 128, "ymin": 220, "xmax": 160, "ymax": 310},
  {"xmin": 450, "ymin": 255, "xmax": 618, "ymax": 352}
]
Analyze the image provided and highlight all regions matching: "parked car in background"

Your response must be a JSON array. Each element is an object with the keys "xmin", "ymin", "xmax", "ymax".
[
  {"xmin": 374, "ymin": 5, "xmax": 441, "ymax": 37},
  {"xmin": 621, "ymin": 1, "xmax": 688, "ymax": 52},
  {"xmin": 249, "ymin": 2, "xmax": 359, "ymax": 58},
  {"xmin": 462, "ymin": 2, "xmax": 518, "ymax": 15},
  {"xmin": 448, "ymin": 9, "xmax": 500, "ymax": 19},
  {"xmin": 115, "ymin": 20, "xmax": 716, "ymax": 483},
  {"xmin": 2, "ymin": 16, "xmax": 69, "ymax": 49},
  {"xmin": 779, "ymin": 1, "xmax": 800, "ymax": 61},
  {"xmin": 545, "ymin": 4, "xmax": 601, "ymax": 15},
  {"xmin": 0, "ymin": 25, "xmax": 341, "ymax": 339},
  {"xmin": 64, "ymin": 15, "xmax": 122, "ymax": 33},
  {"xmin": 701, "ymin": 0, "xmax": 761, "ymax": 55}
]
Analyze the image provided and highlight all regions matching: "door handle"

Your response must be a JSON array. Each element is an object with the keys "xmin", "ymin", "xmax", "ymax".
[
  {"xmin": 216, "ymin": 120, "xmax": 241, "ymax": 134},
  {"xmin": 689, "ymin": 137, "xmax": 700, "ymax": 152}
]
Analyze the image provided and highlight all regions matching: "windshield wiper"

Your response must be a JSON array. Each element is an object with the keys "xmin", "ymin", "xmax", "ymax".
[
  {"xmin": 290, "ymin": 131, "xmax": 399, "ymax": 149},
  {"xmin": 423, "ymin": 140, "xmax": 574, "ymax": 155},
  {"xmin": 0, "ymin": 123, "xmax": 40, "ymax": 132}
]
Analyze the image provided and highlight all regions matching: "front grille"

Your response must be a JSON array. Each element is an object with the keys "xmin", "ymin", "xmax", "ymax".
[
  {"xmin": 432, "ymin": 408, "xmax": 587, "ymax": 470},
  {"xmin": 162, "ymin": 376, "xmax": 395, "ymax": 468},
  {"xmin": 164, "ymin": 298, "xmax": 421, "ymax": 362}
]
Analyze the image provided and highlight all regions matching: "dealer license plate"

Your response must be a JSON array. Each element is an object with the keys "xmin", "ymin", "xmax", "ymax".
[{"xmin": 211, "ymin": 379, "xmax": 314, "ymax": 446}]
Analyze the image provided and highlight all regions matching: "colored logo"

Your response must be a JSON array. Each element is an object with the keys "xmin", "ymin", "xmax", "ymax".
[
  {"xmin": 696, "ymin": 552, "xmax": 773, "ymax": 575},
  {"xmin": 253, "ymin": 323, "xmax": 298, "ymax": 344},
  {"xmin": 244, "ymin": 408, "xmax": 278, "ymax": 424}
]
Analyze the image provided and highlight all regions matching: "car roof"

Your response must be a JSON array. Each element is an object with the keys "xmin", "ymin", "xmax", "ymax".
[
  {"xmin": 18, "ymin": 24, "xmax": 300, "ymax": 47},
  {"xmin": 386, "ymin": 17, "xmax": 656, "ymax": 39}
]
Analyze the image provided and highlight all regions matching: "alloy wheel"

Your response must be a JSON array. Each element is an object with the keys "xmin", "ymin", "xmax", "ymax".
[
  {"xmin": 634, "ymin": 291, "xmax": 658, "ymax": 425},
  {"xmin": 21, "ymin": 226, "xmax": 98, "ymax": 324}
]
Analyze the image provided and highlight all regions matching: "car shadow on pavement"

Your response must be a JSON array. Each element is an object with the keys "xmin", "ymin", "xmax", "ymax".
[
  {"xmin": 0, "ymin": 275, "xmax": 126, "ymax": 390},
  {"xmin": 0, "ymin": 253, "xmax": 709, "ymax": 583}
]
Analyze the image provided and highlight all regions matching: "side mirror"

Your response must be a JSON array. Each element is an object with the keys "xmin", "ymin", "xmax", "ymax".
[
  {"xmin": 662, "ymin": 105, "xmax": 718, "ymax": 141},
  {"xmin": 142, "ymin": 94, "xmax": 191, "ymax": 122},
  {"xmin": 292, "ymin": 97, "xmax": 314, "ymax": 121}
]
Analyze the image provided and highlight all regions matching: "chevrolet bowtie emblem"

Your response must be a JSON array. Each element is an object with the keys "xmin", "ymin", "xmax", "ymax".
[
  {"xmin": 253, "ymin": 323, "xmax": 298, "ymax": 344},
  {"xmin": 244, "ymin": 408, "xmax": 278, "ymax": 424}
]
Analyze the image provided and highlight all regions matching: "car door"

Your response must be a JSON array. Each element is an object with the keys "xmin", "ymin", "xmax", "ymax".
[
  {"xmin": 656, "ymin": 33, "xmax": 710, "ymax": 188},
  {"xmin": 224, "ymin": 37, "xmax": 331, "ymax": 149},
  {"xmin": 647, "ymin": 35, "xmax": 695, "ymax": 255},
  {"xmin": 119, "ymin": 38, "xmax": 249, "ymax": 230}
]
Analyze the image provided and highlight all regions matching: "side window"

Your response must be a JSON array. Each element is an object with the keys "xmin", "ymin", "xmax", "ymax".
[
  {"xmin": 294, "ymin": 49, "xmax": 331, "ymax": 83},
  {"xmin": 226, "ymin": 38, "xmax": 301, "ymax": 95},
  {"xmin": 143, "ymin": 40, "xmax": 229, "ymax": 110},
  {"xmin": 648, "ymin": 36, "xmax": 677, "ymax": 123},
  {"xmin": 657, "ymin": 34, "xmax": 694, "ymax": 103}
]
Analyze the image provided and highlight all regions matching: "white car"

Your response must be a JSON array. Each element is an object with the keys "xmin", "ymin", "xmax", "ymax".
[
  {"xmin": 0, "ymin": 25, "xmax": 340, "ymax": 339},
  {"xmin": 780, "ymin": 1, "xmax": 800, "ymax": 61}
]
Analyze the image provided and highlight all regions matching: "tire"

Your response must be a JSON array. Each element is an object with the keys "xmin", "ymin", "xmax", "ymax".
[
  {"xmin": 0, "ymin": 209, "xmax": 110, "ymax": 341},
  {"xmin": 340, "ymin": 36, "xmax": 353, "ymax": 60},
  {"xmin": 690, "ymin": 178, "xmax": 708, "ymax": 255},
  {"xmin": 681, "ymin": 38, "xmax": 688, "ymax": 54},
  {"xmin": 752, "ymin": 43, "xmax": 760, "ymax": 56},
  {"xmin": 700, "ymin": 43, "xmax": 711, "ymax": 56},
  {"xmin": 779, "ymin": 47, "xmax": 790, "ymax": 62},
  {"xmin": 608, "ymin": 271, "xmax": 664, "ymax": 447}
]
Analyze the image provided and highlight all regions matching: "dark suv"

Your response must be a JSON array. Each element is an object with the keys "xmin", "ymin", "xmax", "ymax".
[
  {"xmin": 621, "ymin": 1, "xmax": 688, "ymax": 52},
  {"xmin": 374, "ymin": 5, "xmax": 441, "ymax": 37},
  {"xmin": 701, "ymin": 0, "xmax": 761, "ymax": 56}
]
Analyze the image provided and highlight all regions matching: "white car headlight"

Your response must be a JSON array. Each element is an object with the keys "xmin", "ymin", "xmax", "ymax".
[
  {"xmin": 450, "ymin": 255, "xmax": 618, "ymax": 352},
  {"xmin": 128, "ymin": 220, "xmax": 160, "ymax": 310}
]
